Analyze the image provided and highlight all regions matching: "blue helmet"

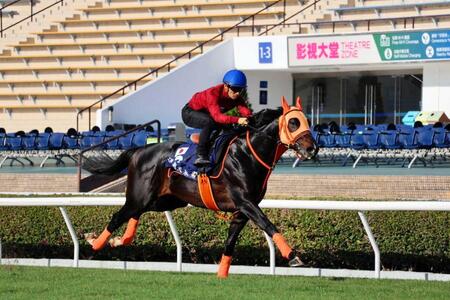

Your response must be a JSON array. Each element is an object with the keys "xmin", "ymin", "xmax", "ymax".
[{"xmin": 223, "ymin": 69, "xmax": 247, "ymax": 88}]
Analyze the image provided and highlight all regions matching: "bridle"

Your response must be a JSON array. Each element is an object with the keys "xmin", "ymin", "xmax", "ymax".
[
  {"xmin": 245, "ymin": 96, "xmax": 313, "ymax": 169},
  {"xmin": 278, "ymin": 96, "xmax": 311, "ymax": 149}
]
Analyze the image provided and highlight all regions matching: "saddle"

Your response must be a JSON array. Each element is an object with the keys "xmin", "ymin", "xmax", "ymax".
[{"xmin": 165, "ymin": 130, "xmax": 237, "ymax": 180}]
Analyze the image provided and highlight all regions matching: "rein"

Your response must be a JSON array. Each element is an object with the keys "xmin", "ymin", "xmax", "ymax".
[{"xmin": 245, "ymin": 130, "xmax": 287, "ymax": 171}]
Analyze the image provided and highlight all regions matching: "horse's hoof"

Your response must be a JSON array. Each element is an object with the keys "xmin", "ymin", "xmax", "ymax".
[
  {"xmin": 109, "ymin": 236, "xmax": 123, "ymax": 248},
  {"xmin": 84, "ymin": 232, "xmax": 97, "ymax": 246},
  {"xmin": 289, "ymin": 256, "xmax": 305, "ymax": 267}
]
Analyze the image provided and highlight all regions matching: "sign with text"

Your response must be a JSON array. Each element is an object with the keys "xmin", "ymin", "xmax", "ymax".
[
  {"xmin": 288, "ymin": 34, "xmax": 379, "ymax": 66},
  {"xmin": 374, "ymin": 30, "xmax": 450, "ymax": 61},
  {"xmin": 288, "ymin": 29, "xmax": 450, "ymax": 66},
  {"xmin": 258, "ymin": 42, "xmax": 273, "ymax": 63}
]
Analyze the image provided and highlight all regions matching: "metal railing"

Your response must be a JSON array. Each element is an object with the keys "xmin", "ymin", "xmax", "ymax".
[
  {"xmin": 0, "ymin": 0, "xmax": 64, "ymax": 37},
  {"xmin": 75, "ymin": 0, "xmax": 323, "ymax": 131},
  {"xmin": 1, "ymin": 196, "xmax": 450, "ymax": 279}
]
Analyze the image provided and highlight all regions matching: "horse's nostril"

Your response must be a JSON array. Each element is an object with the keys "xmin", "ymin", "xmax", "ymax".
[{"xmin": 306, "ymin": 147, "xmax": 314, "ymax": 153}]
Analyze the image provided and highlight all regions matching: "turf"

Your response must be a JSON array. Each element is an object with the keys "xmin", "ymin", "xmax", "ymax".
[{"xmin": 1, "ymin": 266, "xmax": 450, "ymax": 299}]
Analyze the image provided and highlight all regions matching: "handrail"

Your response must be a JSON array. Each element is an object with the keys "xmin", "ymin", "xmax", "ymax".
[
  {"xmin": 77, "ymin": 119, "xmax": 161, "ymax": 190},
  {"xmin": 2, "ymin": 196, "xmax": 450, "ymax": 278},
  {"xmin": 0, "ymin": 0, "xmax": 64, "ymax": 38},
  {"xmin": 76, "ymin": 0, "xmax": 318, "ymax": 131}
]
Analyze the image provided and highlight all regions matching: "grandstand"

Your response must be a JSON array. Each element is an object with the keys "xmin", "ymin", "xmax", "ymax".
[{"xmin": 0, "ymin": 0, "xmax": 348, "ymax": 133}]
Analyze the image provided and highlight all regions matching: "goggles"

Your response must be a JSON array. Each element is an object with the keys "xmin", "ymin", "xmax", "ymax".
[{"xmin": 228, "ymin": 85, "xmax": 246, "ymax": 94}]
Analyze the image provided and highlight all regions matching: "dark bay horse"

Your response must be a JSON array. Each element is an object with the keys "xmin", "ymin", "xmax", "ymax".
[{"xmin": 84, "ymin": 97, "xmax": 318, "ymax": 278}]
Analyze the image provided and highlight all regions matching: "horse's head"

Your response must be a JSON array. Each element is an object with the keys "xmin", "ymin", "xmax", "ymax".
[{"xmin": 278, "ymin": 96, "xmax": 318, "ymax": 160}]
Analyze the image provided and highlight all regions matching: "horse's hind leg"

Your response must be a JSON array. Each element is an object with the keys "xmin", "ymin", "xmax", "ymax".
[
  {"xmin": 218, "ymin": 212, "xmax": 248, "ymax": 278},
  {"xmin": 108, "ymin": 216, "xmax": 141, "ymax": 248},
  {"xmin": 88, "ymin": 205, "xmax": 142, "ymax": 251}
]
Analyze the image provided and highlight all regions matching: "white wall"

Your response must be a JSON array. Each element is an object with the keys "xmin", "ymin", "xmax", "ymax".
[
  {"xmin": 246, "ymin": 71, "xmax": 293, "ymax": 112},
  {"xmin": 234, "ymin": 35, "xmax": 288, "ymax": 70},
  {"xmin": 98, "ymin": 33, "xmax": 450, "ymax": 129},
  {"xmin": 98, "ymin": 40, "xmax": 235, "ymax": 129},
  {"xmin": 423, "ymin": 62, "xmax": 450, "ymax": 115}
]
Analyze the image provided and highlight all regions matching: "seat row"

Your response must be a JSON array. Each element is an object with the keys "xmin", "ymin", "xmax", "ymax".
[
  {"xmin": 0, "ymin": 130, "xmax": 163, "ymax": 152},
  {"xmin": 293, "ymin": 123, "xmax": 450, "ymax": 169},
  {"xmin": 314, "ymin": 125, "xmax": 450, "ymax": 150}
]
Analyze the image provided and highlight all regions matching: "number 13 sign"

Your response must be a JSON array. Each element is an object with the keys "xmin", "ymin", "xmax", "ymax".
[{"xmin": 259, "ymin": 42, "xmax": 272, "ymax": 64}]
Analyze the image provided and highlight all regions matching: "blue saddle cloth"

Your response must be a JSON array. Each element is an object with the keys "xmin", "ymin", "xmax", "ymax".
[{"xmin": 165, "ymin": 133, "xmax": 234, "ymax": 180}]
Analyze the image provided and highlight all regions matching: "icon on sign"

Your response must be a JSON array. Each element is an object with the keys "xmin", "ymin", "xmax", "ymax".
[
  {"xmin": 384, "ymin": 48, "xmax": 393, "ymax": 60},
  {"xmin": 425, "ymin": 45, "xmax": 434, "ymax": 58},
  {"xmin": 380, "ymin": 34, "xmax": 390, "ymax": 47},
  {"xmin": 421, "ymin": 33, "xmax": 431, "ymax": 45}
]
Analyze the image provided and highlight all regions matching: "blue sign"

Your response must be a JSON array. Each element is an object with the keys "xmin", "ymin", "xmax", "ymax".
[
  {"xmin": 258, "ymin": 42, "xmax": 272, "ymax": 64},
  {"xmin": 374, "ymin": 29, "xmax": 450, "ymax": 61}
]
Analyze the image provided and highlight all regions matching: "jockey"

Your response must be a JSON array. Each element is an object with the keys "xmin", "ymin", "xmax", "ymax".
[{"xmin": 182, "ymin": 69, "xmax": 252, "ymax": 166}]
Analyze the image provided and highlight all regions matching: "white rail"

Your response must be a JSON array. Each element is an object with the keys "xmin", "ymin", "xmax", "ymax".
[{"xmin": 1, "ymin": 196, "xmax": 450, "ymax": 278}]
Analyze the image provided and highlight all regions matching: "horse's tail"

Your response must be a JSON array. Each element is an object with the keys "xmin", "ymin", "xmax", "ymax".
[{"xmin": 82, "ymin": 148, "xmax": 139, "ymax": 175}]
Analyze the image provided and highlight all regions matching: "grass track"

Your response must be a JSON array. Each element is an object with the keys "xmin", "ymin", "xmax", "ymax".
[{"xmin": 1, "ymin": 266, "xmax": 450, "ymax": 299}]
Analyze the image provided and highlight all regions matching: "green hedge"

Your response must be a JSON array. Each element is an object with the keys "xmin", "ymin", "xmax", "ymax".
[{"xmin": 0, "ymin": 206, "xmax": 449, "ymax": 272}]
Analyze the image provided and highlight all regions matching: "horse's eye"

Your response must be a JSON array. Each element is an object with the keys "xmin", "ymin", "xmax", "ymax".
[{"xmin": 288, "ymin": 118, "xmax": 300, "ymax": 132}]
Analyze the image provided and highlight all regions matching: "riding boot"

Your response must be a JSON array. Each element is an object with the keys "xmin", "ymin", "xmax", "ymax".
[{"xmin": 194, "ymin": 129, "xmax": 211, "ymax": 166}]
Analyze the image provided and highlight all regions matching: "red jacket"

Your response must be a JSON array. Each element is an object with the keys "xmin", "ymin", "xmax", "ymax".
[{"xmin": 188, "ymin": 84, "xmax": 252, "ymax": 124}]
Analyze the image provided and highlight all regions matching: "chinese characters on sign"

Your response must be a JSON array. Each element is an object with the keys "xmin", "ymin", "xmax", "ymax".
[
  {"xmin": 288, "ymin": 29, "xmax": 450, "ymax": 67},
  {"xmin": 296, "ymin": 40, "xmax": 371, "ymax": 60},
  {"xmin": 288, "ymin": 35, "xmax": 378, "ymax": 66}
]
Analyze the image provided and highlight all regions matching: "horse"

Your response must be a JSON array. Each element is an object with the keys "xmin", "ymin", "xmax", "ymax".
[{"xmin": 83, "ymin": 96, "xmax": 318, "ymax": 278}]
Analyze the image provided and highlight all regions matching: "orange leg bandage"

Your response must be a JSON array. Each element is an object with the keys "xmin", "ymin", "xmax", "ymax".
[
  {"xmin": 217, "ymin": 255, "xmax": 232, "ymax": 278},
  {"xmin": 121, "ymin": 218, "xmax": 139, "ymax": 246},
  {"xmin": 92, "ymin": 228, "xmax": 111, "ymax": 251},
  {"xmin": 272, "ymin": 233, "xmax": 292, "ymax": 259}
]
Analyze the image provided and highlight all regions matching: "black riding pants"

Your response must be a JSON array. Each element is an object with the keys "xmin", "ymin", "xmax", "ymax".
[{"xmin": 182, "ymin": 104, "xmax": 220, "ymax": 156}]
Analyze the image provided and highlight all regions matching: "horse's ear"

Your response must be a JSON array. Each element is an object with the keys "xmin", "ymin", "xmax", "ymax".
[
  {"xmin": 296, "ymin": 96, "xmax": 303, "ymax": 111},
  {"xmin": 281, "ymin": 96, "xmax": 290, "ymax": 114}
]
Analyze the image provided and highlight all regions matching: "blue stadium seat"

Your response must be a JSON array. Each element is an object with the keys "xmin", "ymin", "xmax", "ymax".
[
  {"xmin": 90, "ymin": 136, "xmax": 106, "ymax": 149},
  {"xmin": 335, "ymin": 133, "xmax": 352, "ymax": 148},
  {"xmin": 49, "ymin": 133, "xmax": 65, "ymax": 150},
  {"xmin": 379, "ymin": 130, "xmax": 401, "ymax": 150},
  {"xmin": 8, "ymin": 134, "xmax": 23, "ymax": 151},
  {"xmin": 63, "ymin": 135, "xmax": 79, "ymax": 149},
  {"xmin": 433, "ymin": 128, "xmax": 450, "ymax": 148},
  {"xmin": 118, "ymin": 133, "xmax": 134, "ymax": 149},
  {"xmin": 0, "ymin": 133, "xmax": 7, "ymax": 151},
  {"xmin": 36, "ymin": 133, "xmax": 51, "ymax": 150},
  {"xmin": 22, "ymin": 135, "xmax": 37, "ymax": 151},
  {"xmin": 350, "ymin": 132, "xmax": 366, "ymax": 150},
  {"xmin": 416, "ymin": 128, "xmax": 434, "ymax": 149},
  {"xmin": 80, "ymin": 135, "xmax": 93, "ymax": 150},
  {"xmin": 132, "ymin": 131, "xmax": 149, "ymax": 147},
  {"xmin": 363, "ymin": 130, "xmax": 380, "ymax": 150}
]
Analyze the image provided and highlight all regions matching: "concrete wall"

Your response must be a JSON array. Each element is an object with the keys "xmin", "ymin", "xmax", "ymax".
[
  {"xmin": 98, "ymin": 40, "xmax": 235, "ymax": 129},
  {"xmin": 0, "ymin": 174, "xmax": 79, "ymax": 193},
  {"xmin": 423, "ymin": 61, "xmax": 450, "ymax": 116}
]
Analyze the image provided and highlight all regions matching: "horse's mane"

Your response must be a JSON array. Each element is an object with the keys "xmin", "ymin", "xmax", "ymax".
[{"xmin": 249, "ymin": 107, "xmax": 282, "ymax": 129}]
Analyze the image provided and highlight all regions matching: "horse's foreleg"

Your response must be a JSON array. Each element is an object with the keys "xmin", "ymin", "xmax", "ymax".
[
  {"xmin": 239, "ymin": 201, "xmax": 304, "ymax": 267},
  {"xmin": 218, "ymin": 212, "xmax": 249, "ymax": 278}
]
